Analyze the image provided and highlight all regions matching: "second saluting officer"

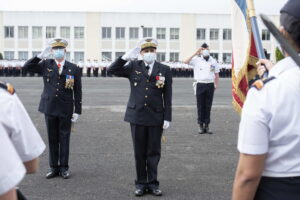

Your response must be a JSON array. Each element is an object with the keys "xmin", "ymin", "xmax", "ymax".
[
  {"xmin": 23, "ymin": 38, "xmax": 82, "ymax": 179},
  {"xmin": 108, "ymin": 38, "xmax": 172, "ymax": 197}
]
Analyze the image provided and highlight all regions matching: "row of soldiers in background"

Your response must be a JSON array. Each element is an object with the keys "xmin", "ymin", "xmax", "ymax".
[
  {"xmin": 77, "ymin": 59, "xmax": 112, "ymax": 77},
  {"xmin": 0, "ymin": 60, "xmax": 38, "ymax": 77},
  {"xmin": 0, "ymin": 59, "xmax": 232, "ymax": 78},
  {"xmin": 162, "ymin": 62, "xmax": 232, "ymax": 78}
]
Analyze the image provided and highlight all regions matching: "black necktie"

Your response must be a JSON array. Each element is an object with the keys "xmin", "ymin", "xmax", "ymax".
[{"xmin": 145, "ymin": 66, "xmax": 150, "ymax": 75}]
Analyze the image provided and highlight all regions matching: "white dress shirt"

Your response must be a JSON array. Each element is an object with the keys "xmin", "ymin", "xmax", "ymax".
[
  {"xmin": 0, "ymin": 125, "xmax": 26, "ymax": 195},
  {"xmin": 55, "ymin": 59, "xmax": 65, "ymax": 75},
  {"xmin": 0, "ymin": 89, "xmax": 46, "ymax": 163},
  {"xmin": 238, "ymin": 56, "xmax": 300, "ymax": 177},
  {"xmin": 144, "ymin": 61, "xmax": 155, "ymax": 75},
  {"xmin": 189, "ymin": 56, "xmax": 220, "ymax": 83}
]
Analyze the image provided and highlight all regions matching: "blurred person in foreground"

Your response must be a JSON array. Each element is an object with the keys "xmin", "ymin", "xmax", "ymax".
[
  {"xmin": 0, "ymin": 82, "xmax": 45, "ymax": 200},
  {"xmin": 232, "ymin": 1, "xmax": 300, "ymax": 199}
]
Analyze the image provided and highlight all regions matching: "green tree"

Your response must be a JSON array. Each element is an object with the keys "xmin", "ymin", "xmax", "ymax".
[
  {"xmin": 275, "ymin": 47, "xmax": 284, "ymax": 62},
  {"xmin": 0, "ymin": 53, "xmax": 3, "ymax": 60}
]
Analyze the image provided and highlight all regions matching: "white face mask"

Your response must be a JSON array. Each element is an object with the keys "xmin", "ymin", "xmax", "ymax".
[
  {"xmin": 202, "ymin": 50, "xmax": 210, "ymax": 57},
  {"xmin": 143, "ymin": 53, "xmax": 156, "ymax": 64}
]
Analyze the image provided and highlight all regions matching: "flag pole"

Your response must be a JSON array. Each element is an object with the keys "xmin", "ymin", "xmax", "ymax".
[{"xmin": 247, "ymin": 0, "xmax": 268, "ymax": 78}]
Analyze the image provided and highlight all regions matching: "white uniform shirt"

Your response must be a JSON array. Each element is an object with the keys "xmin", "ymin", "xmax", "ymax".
[
  {"xmin": 55, "ymin": 59, "xmax": 65, "ymax": 75},
  {"xmin": 0, "ymin": 89, "xmax": 46, "ymax": 163},
  {"xmin": 0, "ymin": 125, "xmax": 26, "ymax": 195},
  {"xmin": 238, "ymin": 57, "xmax": 300, "ymax": 177},
  {"xmin": 3, "ymin": 61, "xmax": 8, "ymax": 68},
  {"xmin": 189, "ymin": 56, "xmax": 220, "ymax": 82},
  {"xmin": 86, "ymin": 61, "xmax": 92, "ymax": 68},
  {"xmin": 144, "ymin": 61, "xmax": 155, "ymax": 75},
  {"xmin": 78, "ymin": 61, "xmax": 84, "ymax": 68}
]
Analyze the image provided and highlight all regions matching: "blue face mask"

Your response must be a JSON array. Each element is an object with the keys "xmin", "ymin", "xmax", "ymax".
[{"xmin": 53, "ymin": 49, "xmax": 65, "ymax": 59}]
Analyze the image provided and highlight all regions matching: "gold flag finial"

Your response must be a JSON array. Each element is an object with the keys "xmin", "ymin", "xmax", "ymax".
[{"xmin": 247, "ymin": 0, "xmax": 256, "ymax": 18}]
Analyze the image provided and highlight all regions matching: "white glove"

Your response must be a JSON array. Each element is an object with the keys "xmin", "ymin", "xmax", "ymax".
[
  {"xmin": 122, "ymin": 47, "xmax": 141, "ymax": 61},
  {"xmin": 37, "ymin": 47, "xmax": 52, "ymax": 59},
  {"xmin": 163, "ymin": 120, "xmax": 170, "ymax": 130},
  {"xmin": 71, "ymin": 113, "xmax": 80, "ymax": 123}
]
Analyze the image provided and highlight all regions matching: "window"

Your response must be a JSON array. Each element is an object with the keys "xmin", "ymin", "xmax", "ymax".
[
  {"xmin": 4, "ymin": 51, "xmax": 14, "ymax": 60},
  {"xmin": 156, "ymin": 28, "xmax": 166, "ymax": 40},
  {"xmin": 223, "ymin": 53, "xmax": 232, "ymax": 63},
  {"xmin": 170, "ymin": 28, "xmax": 179, "ymax": 40},
  {"xmin": 210, "ymin": 53, "xmax": 219, "ymax": 60},
  {"xmin": 197, "ymin": 28, "xmax": 206, "ymax": 40},
  {"xmin": 32, "ymin": 51, "xmax": 41, "ymax": 57},
  {"xmin": 32, "ymin": 27, "xmax": 42, "ymax": 39},
  {"xmin": 116, "ymin": 27, "xmax": 125, "ymax": 39},
  {"xmin": 223, "ymin": 29, "xmax": 232, "ymax": 40},
  {"xmin": 102, "ymin": 52, "xmax": 112, "ymax": 61},
  {"xmin": 74, "ymin": 52, "xmax": 84, "ymax": 63},
  {"xmin": 74, "ymin": 27, "xmax": 84, "ymax": 39},
  {"xmin": 262, "ymin": 29, "xmax": 270, "ymax": 41},
  {"xmin": 65, "ymin": 52, "xmax": 71, "ymax": 61},
  {"xmin": 18, "ymin": 26, "xmax": 28, "ymax": 39},
  {"xmin": 102, "ymin": 27, "xmax": 111, "ymax": 39},
  {"xmin": 4, "ymin": 26, "xmax": 14, "ymax": 38},
  {"xmin": 18, "ymin": 51, "xmax": 28, "ymax": 60},
  {"xmin": 210, "ymin": 29, "xmax": 219, "ymax": 40},
  {"xmin": 170, "ymin": 52, "xmax": 179, "ymax": 62},
  {"xmin": 129, "ymin": 27, "xmax": 139, "ymax": 39},
  {"xmin": 46, "ymin": 26, "xmax": 56, "ymax": 38},
  {"xmin": 60, "ymin": 27, "xmax": 70, "ymax": 38},
  {"xmin": 115, "ymin": 52, "xmax": 125, "ymax": 58},
  {"xmin": 143, "ymin": 28, "xmax": 152, "ymax": 38},
  {"xmin": 157, "ymin": 52, "xmax": 166, "ymax": 62}
]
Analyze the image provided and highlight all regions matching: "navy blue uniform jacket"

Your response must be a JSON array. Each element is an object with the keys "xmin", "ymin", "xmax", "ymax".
[
  {"xmin": 24, "ymin": 56, "xmax": 82, "ymax": 117},
  {"xmin": 108, "ymin": 57, "xmax": 172, "ymax": 126}
]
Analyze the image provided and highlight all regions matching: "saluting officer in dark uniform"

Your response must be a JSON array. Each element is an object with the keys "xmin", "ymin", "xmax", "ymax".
[
  {"xmin": 23, "ymin": 38, "xmax": 82, "ymax": 179},
  {"xmin": 108, "ymin": 38, "xmax": 172, "ymax": 197}
]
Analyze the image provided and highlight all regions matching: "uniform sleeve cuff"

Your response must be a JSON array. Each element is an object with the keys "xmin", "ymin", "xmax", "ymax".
[
  {"xmin": 20, "ymin": 143, "xmax": 46, "ymax": 162},
  {"xmin": 238, "ymin": 144, "xmax": 268, "ymax": 155}
]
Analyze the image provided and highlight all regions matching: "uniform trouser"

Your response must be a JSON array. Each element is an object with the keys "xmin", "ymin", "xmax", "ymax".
[
  {"xmin": 130, "ymin": 124, "xmax": 163, "ymax": 190},
  {"xmin": 254, "ymin": 176, "xmax": 300, "ymax": 200},
  {"xmin": 80, "ymin": 68, "xmax": 83, "ymax": 76},
  {"xmin": 196, "ymin": 83, "xmax": 215, "ymax": 125},
  {"xmin": 87, "ymin": 68, "xmax": 91, "ymax": 77},
  {"xmin": 101, "ymin": 68, "xmax": 107, "ymax": 77},
  {"xmin": 93, "ymin": 68, "xmax": 99, "ymax": 77},
  {"xmin": 45, "ymin": 115, "xmax": 72, "ymax": 171},
  {"xmin": 21, "ymin": 69, "xmax": 27, "ymax": 77}
]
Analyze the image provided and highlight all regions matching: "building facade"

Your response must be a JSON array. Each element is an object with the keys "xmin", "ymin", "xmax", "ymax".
[{"xmin": 0, "ymin": 11, "xmax": 279, "ymax": 63}]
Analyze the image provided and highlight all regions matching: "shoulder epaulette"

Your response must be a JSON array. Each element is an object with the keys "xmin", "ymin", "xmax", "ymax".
[
  {"xmin": 0, "ymin": 82, "xmax": 16, "ymax": 95},
  {"xmin": 251, "ymin": 76, "xmax": 276, "ymax": 90}
]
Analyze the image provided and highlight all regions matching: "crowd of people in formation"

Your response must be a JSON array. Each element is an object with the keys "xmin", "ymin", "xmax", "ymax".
[{"xmin": 0, "ymin": 59, "xmax": 232, "ymax": 78}]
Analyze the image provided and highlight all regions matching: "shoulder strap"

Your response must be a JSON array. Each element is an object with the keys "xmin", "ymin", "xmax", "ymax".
[
  {"xmin": 0, "ymin": 82, "xmax": 16, "ymax": 95},
  {"xmin": 251, "ymin": 76, "xmax": 276, "ymax": 90}
]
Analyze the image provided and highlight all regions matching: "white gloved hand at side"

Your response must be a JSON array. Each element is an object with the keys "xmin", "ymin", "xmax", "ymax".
[
  {"xmin": 122, "ymin": 47, "xmax": 141, "ymax": 61},
  {"xmin": 71, "ymin": 113, "xmax": 80, "ymax": 123},
  {"xmin": 163, "ymin": 120, "xmax": 170, "ymax": 130},
  {"xmin": 37, "ymin": 47, "xmax": 52, "ymax": 59}
]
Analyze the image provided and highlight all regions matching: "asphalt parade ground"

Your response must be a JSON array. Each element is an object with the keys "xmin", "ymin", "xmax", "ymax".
[{"xmin": 4, "ymin": 77, "xmax": 241, "ymax": 200}]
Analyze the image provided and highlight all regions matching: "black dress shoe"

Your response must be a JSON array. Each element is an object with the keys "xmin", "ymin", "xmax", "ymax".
[
  {"xmin": 198, "ymin": 124, "xmax": 205, "ymax": 134},
  {"xmin": 205, "ymin": 124, "xmax": 213, "ymax": 134},
  {"xmin": 60, "ymin": 170, "xmax": 70, "ymax": 179},
  {"xmin": 149, "ymin": 189, "xmax": 162, "ymax": 196},
  {"xmin": 134, "ymin": 189, "xmax": 146, "ymax": 197},
  {"xmin": 46, "ymin": 170, "xmax": 59, "ymax": 179}
]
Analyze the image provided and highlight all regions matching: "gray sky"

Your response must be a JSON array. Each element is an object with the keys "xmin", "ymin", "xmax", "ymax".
[{"xmin": 0, "ymin": 0, "xmax": 287, "ymax": 15}]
